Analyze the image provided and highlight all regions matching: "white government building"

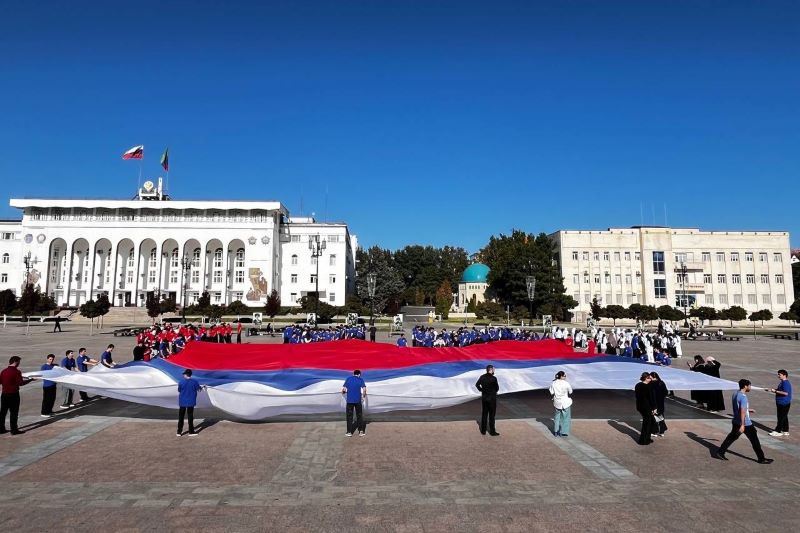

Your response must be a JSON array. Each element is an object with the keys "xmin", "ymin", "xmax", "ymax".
[
  {"xmin": 551, "ymin": 226, "xmax": 795, "ymax": 323},
  {"xmin": 0, "ymin": 182, "xmax": 357, "ymax": 309}
]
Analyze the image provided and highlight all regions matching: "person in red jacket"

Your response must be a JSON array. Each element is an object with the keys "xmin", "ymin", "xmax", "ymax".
[
  {"xmin": 587, "ymin": 338, "xmax": 597, "ymax": 355},
  {"xmin": 1, "ymin": 356, "xmax": 35, "ymax": 435}
]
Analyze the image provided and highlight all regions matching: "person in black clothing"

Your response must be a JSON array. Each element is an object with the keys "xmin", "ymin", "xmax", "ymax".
[
  {"xmin": 368, "ymin": 323, "xmax": 377, "ymax": 342},
  {"xmin": 687, "ymin": 355, "xmax": 708, "ymax": 408},
  {"xmin": 703, "ymin": 357, "xmax": 726, "ymax": 412},
  {"xmin": 649, "ymin": 372, "xmax": 668, "ymax": 437},
  {"xmin": 475, "ymin": 365, "xmax": 500, "ymax": 436},
  {"xmin": 53, "ymin": 316, "xmax": 62, "ymax": 333},
  {"xmin": 635, "ymin": 372, "xmax": 657, "ymax": 445}
]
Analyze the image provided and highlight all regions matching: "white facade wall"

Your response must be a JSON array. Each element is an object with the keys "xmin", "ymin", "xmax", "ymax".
[
  {"xmin": 6, "ymin": 198, "xmax": 356, "ymax": 309},
  {"xmin": 0, "ymin": 221, "xmax": 24, "ymax": 295},
  {"xmin": 552, "ymin": 227, "xmax": 795, "ymax": 323}
]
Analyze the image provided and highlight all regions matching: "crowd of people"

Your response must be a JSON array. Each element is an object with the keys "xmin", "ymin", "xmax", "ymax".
[
  {"xmin": 407, "ymin": 325, "xmax": 542, "ymax": 347},
  {"xmin": 131, "ymin": 322, "xmax": 245, "ymax": 360},
  {"xmin": 282, "ymin": 324, "xmax": 368, "ymax": 343}
]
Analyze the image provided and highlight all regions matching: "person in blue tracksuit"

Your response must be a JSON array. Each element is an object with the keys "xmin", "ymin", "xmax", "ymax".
[{"xmin": 177, "ymin": 369, "xmax": 205, "ymax": 437}]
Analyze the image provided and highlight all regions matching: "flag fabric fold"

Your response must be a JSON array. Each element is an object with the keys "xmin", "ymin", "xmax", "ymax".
[
  {"xmin": 160, "ymin": 148, "xmax": 169, "ymax": 171},
  {"xmin": 122, "ymin": 145, "xmax": 144, "ymax": 160}
]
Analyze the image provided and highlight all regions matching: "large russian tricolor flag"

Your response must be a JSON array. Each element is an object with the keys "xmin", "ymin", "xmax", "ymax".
[{"xmin": 31, "ymin": 340, "xmax": 738, "ymax": 420}]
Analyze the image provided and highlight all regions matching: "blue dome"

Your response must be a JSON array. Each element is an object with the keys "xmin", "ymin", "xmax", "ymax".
[{"xmin": 462, "ymin": 263, "xmax": 490, "ymax": 283}]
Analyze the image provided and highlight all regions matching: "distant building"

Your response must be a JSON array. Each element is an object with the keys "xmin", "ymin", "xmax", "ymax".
[
  {"xmin": 456, "ymin": 262, "xmax": 490, "ymax": 312},
  {"xmin": 1, "ymin": 183, "xmax": 357, "ymax": 309},
  {"xmin": 551, "ymin": 226, "xmax": 794, "ymax": 324}
]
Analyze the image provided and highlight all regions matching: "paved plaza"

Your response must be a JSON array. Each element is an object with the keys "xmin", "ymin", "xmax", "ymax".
[{"xmin": 0, "ymin": 322, "xmax": 799, "ymax": 532}]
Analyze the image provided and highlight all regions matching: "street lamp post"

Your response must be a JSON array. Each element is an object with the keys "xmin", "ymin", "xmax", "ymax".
[
  {"xmin": 680, "ymin": 262, "xmax": 689, "ymax": 327},
  {"xmin": 309, "ymin": 234, "xmax": 327, "ymax": 324},
  {"xmin": 180, "ymin": 255, "xmax": 192, "ymax": 323},
  {"xmin": 526, "ymin": 275, "xmax": 536, "ymax": 327},
  {"xmin": 22, "ymin": 252, "xmax": 38, "ymax": 292},
  {"xmin": 367, "ymin": 272, "xmax": 377, "ymax": 325}
]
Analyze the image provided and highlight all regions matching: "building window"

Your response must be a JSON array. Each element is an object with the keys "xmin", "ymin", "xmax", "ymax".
[
  {"xmin": 745, "ymin": 252, "xmax": 753, "ymax": 262},
  {"xmin": 169, "ymin": 271, "xmax": 178, "ymax": 284},
  {"xmin": 625, "ymin": 274, "xmax": 632, "ymax": 284},
  {"xmin": 328, "ymin": 235, "xmax": 339, "ymax": 243},
  {"xmin": 675, "ymin": 253, "xmax": 687, "ymax": 263},
  {"xmin": 291, "ymin": 235, "xmax": 301, "ymax": 243},
  {"xmin": 594, "ymin": 274, "xmax": 600, "ymax": 284},
  {"xmin": 702, "ymin": 252, "xmax": 711, "ymax": 262},
  {"xmin": 634, "ymin": 252, "xmax": 640, "ymax": 261},
  {"xmin": 716, "ymin": 252, "xmax": 725, "ymax": 262},
  {"xmin": 614, "ymin": 274, "xmax": 621, "ymax": 284},
  {"xmin": 329, "ymin": 292, "xmax": 335, "ymax": 303},
  {"xmin": 310, "ymin": 274, "xmax": 317, "ymax": 284},
  {"xmin": 170, "ymin": 249, "xmax": 179, "ymax": 268},
  {"xmin": 759, "ymin": 252, "xmax": 767, "ymax": 262},
  {"xmin": 777, "ymin": 294, "xmax": 785, "ymax": 305},
  {"xmin": 626, "ymin": 293, "xmax": 634, "ymax": 304},
  {"xmin": 573, "ymin": 292, "xmax": 580, "ymax": 302},
  {"xmin": 148, "ymin": 249, "xmax": 157, "ymax": 268},
  {"xmin": 572, "ymin": 274, "xmax": 579, "ymax": 284},
  {"xmin": 0, "ymin": 273, "xmax": 6, "ymax": 283},
  {"xmin": 705, "ymin": 294, "xmax": 714, "ymax": 305},
  {"xmin": 329, "ymin": 254, "xmax": 336, "ymax": 266},
  {"xmin": 776, "ymin": 274, "xmax": 784, "ymax": 284},
  {"xmin": 703, "ymin": 274, "xmax": 712, "ymax": 284},
  {"xmin": 734, "ymin": 294, "xmax": 742, "ymax": 305},
  {"xmin": 613, "ymin": 252, "xmax": 620, "ymax": 261},
  {"xmin": 762, "ymin": 294, "xmax": 771, "ymax": 305},
  {"xmin": 127, "ymin": 272, "xmax": 134, "ymax": 284},
  {"xmin": 290, "ymin": 292, "xmax": 297, "ymax": 303},
  {"xmin": 676, "ymin": 273, "xmax": 686, "ymax": 283},
  {"xmin": 0, "ymin": 233, "xmax": 13, "ymax": 240},
  {"xmin": 719, "ymin": 294, "xmax": 728, "ymax": 305},
  {"xmin": 1, "ymin": 253, "xmax": 8, "ymax": 264},
  {"xmin": 212, "ymin": 270, "xmax": 222, "ymax": 284},
  {"xmin": 235, "ymin": 271, "xmax": 244, "ymax": 284},
  {"xmin": 213, "ymin": 249, "xmax": 223, "ymax": 268},
  {"xmin": 311, "ymin": 256, "xmax": 317, "ymax": 266},
  {"xmin": 582, "ymin": 252, "xmax": 589, "ymax": 261},
  {"xmin": 747, "ymin": 294, "xmax": 757, "ymax": 305},
  {"xmin": 593, "ymin": 252, "xmax": 599, "ymax": 261},
  {"xmin": 329, "ymin": 275, "xmax": 336, "ymax": 284},
  {"xmin": 192, "ymin": 248, "xmax": 200, "ymax": 267},
  {"xmin": 148, "ymin": 271, "xmax": 156, "ymax": 283},
  {"xmin": 235, "ymin": 249, "xmax": 245, "ymax": 268},
  {"xmin": 717, "ymin": 274, "xmax": 726, "ymax": 284},
  {"xmin": 291, "ymin": 254, "xmax": 298, "ymax": 266},
  {"xmin": 652, "ymin": 251, "xmax": 665, "ymax": 274},
  {"xmin": 583, "ymin": 273, "xmax": 589, "ymax": 284},
  {"xmin": 616, "ymin": 293, "xmax": 622, "ymax": 304},
  {"xmin": 732, "ymin": 274, "xmax": 741, "ymax": 284},
  {"xmin": 624, "ymin": 252, "xmax": 631, "ymax": 261},
  {"xmin": 191, "ymin": 271, "xmax": 199, "ymax": 284},
  {"xmin": 584, "ymin": 293, "xmax": 591, "ymax": 304},
  {"xmin": 773, "ymin": 253, "xmax": 782, "ymax": 263},
  {"xmin": 761, "ymin": 274, "xmax": 769, "ymax": 284},
  {"xmin": 213, "ymin": 292, "xmax": 222, "ymax": 303},
  {"xmin": 291, "ymin": 274, "xmax": 297, "ymax": 284},
  {"xmin": 730, "ymin": 252, "xmax": 739, "ymax": 262},
  {"xmin": 604, "ymin": 272, "xmax": 611, "ymax": 283},
  {"xmin": 603, "ymin": 251, "xmax": 609, "ymax": 261},
  {"xmin": 653, "ymin": 279, "xmax": 667, "ymax": 299},
  {"xmin": 572, "ymin": 251, "xmax": 578, "ymax": 261},
  {"xmin": 746, "ymin": 274, "xmax": 755, "ymax": 284}
]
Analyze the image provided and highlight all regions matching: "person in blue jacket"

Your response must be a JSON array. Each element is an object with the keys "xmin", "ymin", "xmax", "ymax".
[
  {"xmin": 59, "ymin": 350, "xmax": 77, "ymax": 408},
  {"xmin": 40, "ymin": 354, "xmax": 57, "ymax": 417},
  {"xmin": 177, "ymin": 369, "xmax": 205, "ymax": 437},
  {"xmin": 396, "ymin": 333, "xmax": 408, "ymax": 347},
  {"xmin": 768, "ymin": 370, "xmax": 792, "ymax": 437}
]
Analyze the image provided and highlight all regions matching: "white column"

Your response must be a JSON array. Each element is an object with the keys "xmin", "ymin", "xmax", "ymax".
[
  {"xmin": 87, "ymin": 241, "xmax": 98, "ymax": 302},
  {"xmin": 63, "ymin": 242, "xmax": 74, "ymax": 307},
  {"xmin": 155, "ymin": 242, "xmax": 165, "ymax": 300},
  {"xmin": 107, "ymin": 241, "xmax": 118, "ymax": 305},
  {"xmin": 133, "ymin": 242, "xmax": 143, "ymax": 307},
  {"xmin": 223, "ymin": 248, "xmax": 232, "ymax": 304}
]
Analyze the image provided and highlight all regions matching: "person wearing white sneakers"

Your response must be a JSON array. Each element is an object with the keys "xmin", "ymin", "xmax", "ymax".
[
  {"xmin": 767, "ymin": 370, "xmax": 792, "ymax": 437},
  {"xmin": 342, "ymin": 369, "xmax": 367, "ymax": 437},
  {"xmin": 177, "ymin": 369, "xmax": 205, "ymax": 437}
]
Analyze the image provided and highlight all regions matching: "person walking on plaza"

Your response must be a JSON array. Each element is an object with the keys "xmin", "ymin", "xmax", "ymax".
[
  {"xmin": 342, "ymin": 369, "xmax": 367, "ymax": 437},
  {"xmin": 53, "ymin": 315, "xmax": 62, "ymax": 333},
  {"xmin": 475, "ymin": 365, "xmax": 500, "ymax": 436},
  {"xmin": 714, "ymin": 379, "xmax": 773, "ymax": 464},
  {"xmin": 236, "ymin": 321, "xmax": 243, "ymax": 344},
  {"xmin": 59, "ymin": 350, "xmax": 77, "ymax": 408},
  {"xmin": 767, "ymin": 370, "xmax": 792, "ymax": 437},
  {"xmin": 76, "ymin": 348, "xmax": 98, "ymax": 402},
  {"xmin": 1, "ymin": 356, "xmax": 35, "ymax": 435},
  {"xmin": 40, "ymin": 354, "xmax": 57, "ymax": 417},
  {"xmin": 369, "ymin": 323, "xmax": 377, "ymax": 343},
  {"xmin": 703, "ymin": 356, "xmax": 726, "ymax": 412},
  {"xmin": 635, "ymin": 372, "xmax": 656, "ymax": 445},
  {"xmin": 549, "ymin": 371, "xmax": 573, "ymax": 437},
  {"xmin": 177, "ymin": 369, "xmax": 204, "ymax": 436},
  {"xmin": 650, "ymin": 372, "xmax": 669, "ymax": 437}
]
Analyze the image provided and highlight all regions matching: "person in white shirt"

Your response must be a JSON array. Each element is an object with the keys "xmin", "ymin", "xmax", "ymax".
[{"xmin": 549, "ymin": 371, "xmax": 574, "ymax": 437}]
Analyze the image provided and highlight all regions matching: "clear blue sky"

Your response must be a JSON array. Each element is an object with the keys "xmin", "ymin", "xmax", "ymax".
[{"xmin": 1, "ymin": 1, "xmax": 798, "ymax": 252}]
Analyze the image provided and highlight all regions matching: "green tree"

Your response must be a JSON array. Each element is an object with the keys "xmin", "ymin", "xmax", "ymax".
[
  {"xmin": 207, "ymin": 304, "xmax": 224, "ymax": 320},
  {"xmin": 790, "ymin": 298, "xmax": 800, "ymax": 318},
  {"xmin": 627, "ymin": 303, "xmax": 646, "ymax": 323},
  {"xmin": 640, "ymin": 305, "xmax": 659, "ymax": 323},
  {"xmin": 226, "ymin": 300, "xmax": 249, "ymax": 316},
  {"xmin": 17, "ymin": 284, "xmax": 38, "ymax": 317},
  {"xmin": 724, "ymin": 305, "xmax": 747, "ymax": 326},
  {"xmin": 779, "ymin": 311, "xmax": 798, "ymax": 324},
  {"xmin": 758, "ymin": 309, "xmax": 773, "ymax": 325},
  {"xmin": 434, "ymin": 280, "xmax": 452, "ymax": 320},
  {"xmin": 466, "ymin": 294, "xmax": 478, "ymax": 313},
  {"xmin": 197, "ymin": 291, "xmax": 211, "ymax": 310},
  {"xmin": 297, "ymin": 295, "xmax": 338, "ymax": 323},
  {"xmin": 0, "ymin": 289, "xmax": 16, "ymax": 314},
  {"xmin": 79, "ymin": 299, "xmax": 103, "ymax": 333},
  {"xmin": 590, "ymin": 298, "xmax": 604, "ymax": 320},
  {"xmin": 356, "ymin": 246, "xmax": 405, "ymax": 314},
  {"xmin": 690, "ymin": 306, "xmax": 718, "ymax": 327},
  {"xmin": 604, "ymin": 304, "xmax": 627, "ymax": 326},
  {"xmin": 793, "ymin": 262, "xmax": 800, "ymax": 300},
  {"xmin": 159, "ymin": 297, "xmax": 177, "ymax": 315},
  {"xmin": 475, "ymin": 301, "xmax": 504, "ymax": 321},
  {"xmin": 657, "ymin": 305, "xmax": 685, "ymax": 322},
  {"xmin": 145, "ymin": 294, "xmax": 161, "ymax": 320},
  {"xmin": 264, "ymin": 289, "xmax": 281, "ymax": 318}
]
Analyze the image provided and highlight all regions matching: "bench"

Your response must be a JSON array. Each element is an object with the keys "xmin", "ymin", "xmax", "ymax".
[
  {"xmin": 113, "ymin": 327, "xmax": 141, "ymax": 337},
  {"xmin": 721, "ymin": 336, "xmax": 741, "ymax": 341},
  {"xmin": 772, "ymin": 334, "xmax": 798, "ymax": 340}
]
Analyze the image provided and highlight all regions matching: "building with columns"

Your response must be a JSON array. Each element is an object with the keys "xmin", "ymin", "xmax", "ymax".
[
  {"xmin": 2, "ymin": 189, "xmax": 357, "ymax": 309},
  {"xmin": 551, "ymin": 226, "xmax": 795, "ymax": 324}
]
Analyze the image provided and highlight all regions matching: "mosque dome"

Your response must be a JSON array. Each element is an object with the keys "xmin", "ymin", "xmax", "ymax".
[{"xmin": 462, "ymin": 263, "xmax": 490, "ymax": 283}]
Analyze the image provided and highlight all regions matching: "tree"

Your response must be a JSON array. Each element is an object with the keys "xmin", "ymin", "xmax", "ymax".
[
  {"xmin": 690, "ymin": 306, "xmax": 718, "ymax": 327},
  {"xmin": 297, "ymin": 295, "xmax": 338, "ymax": 323},
  {"xmin": 197, "ymin": 291, "xmax": 211, "ymax": 310},
  {"xmin": 779, "ymin": 311, "xmax": 799, "ymax": 324},
  {"xmin": 207, "ymin": 304, "xmax": 225, "ymax": 320},
  {"xmin": 640, "ymin": 305, "xmax": 659, "ymax": 323},
  {"xmin": 356, "ymin": 246, "xmax": 405, "ymax": 315},
  {"xmin": 79, "ymin": 299, "xmax": 102, "ymax": 333},
  {"xmin": 17, "ymin": 284, "xmax": 38, "ymax": 317},
  {"xmin": 0, "ymin": 289, "xmax": 16, "ymax": 315},
  {"xmin": 748, "ymin": 309, "xmax": 773, "ymax": 326},
  {"xmin": 434, "ymin": 280, "xmax": 452, "ymax": 320},
  {"xmin": 724, "ymin": 306, "xmax": 747, "ymax": 327},
  {"xmin": 604, "ymin": 305, "xmax": 627, "ymax": 326},
  {"xmin": 590, "ymin": 298, "xmax": 604, "ymax": 320},
  {"xmin": 264, "ymin": 289, "xmax": 281, "ymax": 318},
  {"xmin": 145, "ymin": 294, "xmax": 161, "ymax": 320},
  {"xmin": 790, "ymin": 298, "xmax": 800, "ymax": 318},
  {"xmin": 481, "ymin": 230, "xmax": 576, "ymax": 320},
  {"xmin": 793, "ymin": 262, "xmax": 800, "ymax": 300},
  {"xmin": 627, "ymin": 303, "xmax": 646, "ymax": 323},
  {"xmin": 657, "ymin": 305, "xmax": 685, "ymax": 322},
  {"xmin": 466, "ymin": 294, "xmax": 478, "ymax": 313},
  {"xmin": 159, "ymin": 297, "xmax": 177, "ymax": 316},
  {"xmin": 226, "ymin": 300, "xmax": 249, "ymax": 316}
]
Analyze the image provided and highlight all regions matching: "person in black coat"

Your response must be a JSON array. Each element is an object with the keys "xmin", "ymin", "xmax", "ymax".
[
  {"xmin": 703, "ymin": 356, "xmax": 726, "ymax": 412},
  {"xmin": 635, "ymin": 372, "xmax": 656, "ymax": 445},
  {"xmin": 649, "ymin": 372, "xmax": 669, "ymax": 436},
  {"xmin": 687, "ymin": 355, "xmax": 709, "ymax": 408},
  {"xmin": 475, "ymin": 365, "xmax": 500, "ymax": 436}
]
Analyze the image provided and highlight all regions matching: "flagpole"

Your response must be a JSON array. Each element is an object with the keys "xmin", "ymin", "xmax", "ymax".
[{"xmin": 138, "ymin": 159, "xmax": 142, "ymax": 191}]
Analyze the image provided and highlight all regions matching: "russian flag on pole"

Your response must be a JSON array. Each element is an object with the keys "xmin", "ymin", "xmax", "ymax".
[
  {"xmin": 30, "ymin": 340, "xmax": 739, "ymax": 420},
  {"xmin": 122, "ymin": 145, "xmax": 144, "ymax": 160}
]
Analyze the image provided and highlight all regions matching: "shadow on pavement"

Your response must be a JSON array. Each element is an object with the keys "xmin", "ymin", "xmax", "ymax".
[
  {"xmin": 608, "ymin": 419, "xmax": 640, "ymax": 443},
  {"xmin": 684, "ymin": 430, "xmax": 753, "ymax": 461}
]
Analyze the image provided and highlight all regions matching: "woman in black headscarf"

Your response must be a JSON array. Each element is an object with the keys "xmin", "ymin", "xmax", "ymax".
[
  {"xmin": 687, "ymin": 355, "xmax": 708, "ymax": 408},
  {"xmin": 649, "ymin": 372, "xmax": 669, "ymax": 436},
  {"xmin": 703, "ymin": 356, "xmax": 726, "ymax": 412}
]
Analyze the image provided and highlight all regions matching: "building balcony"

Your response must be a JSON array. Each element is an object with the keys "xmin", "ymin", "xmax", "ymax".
[{"xmin": 674, "ymin": 261, "xmax": 704, "ymax": 272}]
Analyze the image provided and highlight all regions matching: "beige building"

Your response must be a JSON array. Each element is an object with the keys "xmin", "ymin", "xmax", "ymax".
[{"xmin": 550, "ymin": 227, "xmax": 794, "ymax": 324}]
